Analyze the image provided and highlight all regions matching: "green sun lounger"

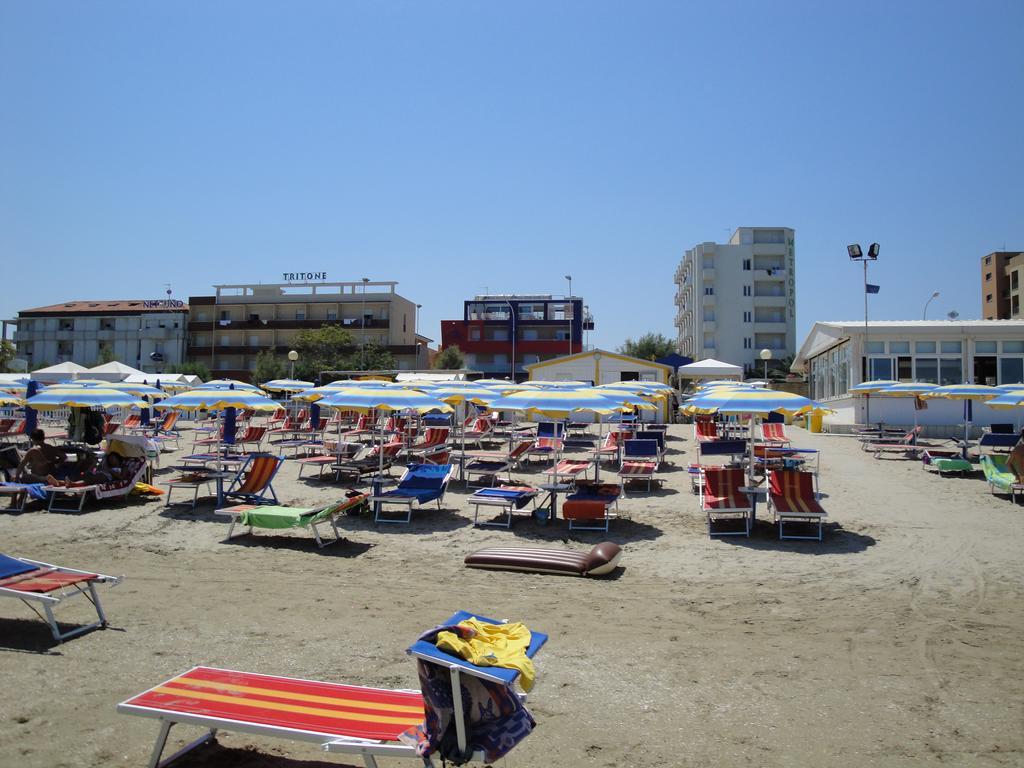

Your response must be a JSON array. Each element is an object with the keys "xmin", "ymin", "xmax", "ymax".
[
  {"xmin": 216, "ymin": 492, "xmax": 369, "ymax": 547},
  {"xmin": 980, "ymin": 455, "xmax": 1021, "ymax": 501}
]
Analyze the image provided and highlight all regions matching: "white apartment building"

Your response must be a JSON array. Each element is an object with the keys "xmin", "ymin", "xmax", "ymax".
[
  {"xmin": 674, "ymin": 227, "xmax": 796, "ymax": 372},
  {"xmin": 12, "ymin": 300, "xmax": 189, "ymax": 373}
]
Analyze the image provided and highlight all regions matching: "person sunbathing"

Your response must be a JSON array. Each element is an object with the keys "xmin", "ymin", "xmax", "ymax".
[
  {"xmin": 1006, "ymin": 429, "xmax": 1024, "ymax": 483},
  {"xmin": 46, "ymin": 451, "xmax": 126, "ymax": 488},
  {"xmin": 16, "ymin": 429, "xmax": 67, "ymax": 483}
]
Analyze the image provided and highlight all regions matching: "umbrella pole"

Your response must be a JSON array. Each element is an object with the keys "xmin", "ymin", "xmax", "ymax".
[
  {"xmin": 460, "ymin": 402, "xmax": 467, "ymax": 483},
  {"xmin": 594, "ymin": 413, "xmax": 602, "ymax": 483}
]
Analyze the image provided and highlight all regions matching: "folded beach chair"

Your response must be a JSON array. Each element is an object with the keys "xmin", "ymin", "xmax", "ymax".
[
  {"xmin": 267, "ymin": 407, "xmax": 286, "ymax": 426},
  {"xmin": 617, "ymin": 438, "xmax": 661, "ymax": 492},
  {"xmin": 760, "ymin": 422, "xmax": 792, "ymax": 447},
  {"xmin": 980, "ymin": 454, "xmax": 1020, "ymax": 501},
  {"xmin": 0, "ymin": 553, "xmax": 120, "ymax": 642},
  {"xmin": 767, "ymin": 469, "xmax": 828, "ymax": 540},
  {"xmin": 217, "ymin": 492, "xmax": 370, "ymax": 547},
  {"xmin": 234, "ymin": 425, "xmax": 267, "ymax": 450},
  {"xmin": 405, "ymin": 427, "xmax": 450, "ymax": 457},
  {"xmin": 44, "ymin": 456, "xmax": 148, "ymax": 513},
  {"xmin": 122, "ymin": 414, "xmax": 141, "ymax": 431},
  {"xmin": 546, "ymin": 459, "xmax": 594, "ymax": 485},
  {"xmin": 470, "ymin": 484, "xmax": 541, "ymax": 528},
  {"xmin": 219, "ymin": 453, "xmax": 284, "ymax": 507},
  {"xmin": 694, "ymin": 419, "xmax": 718, "ymax": 442},
  {"xmin": 333, "ymin": 440, "xmax": 404, "ymax": 481},
  {"xmin": 561, "ymin": 482, "xmax": 621, "ymax": 532},
  {"xmin": 593, "ymin": 429, "xmax": 628, "ymax": 463},
  {"xmin": 700, "ymin": 467, "xmax": 752, "ymax": 537},
  {"xmin": 464, "ymin": 439, "xmax": 533, "ymax": 487},
  {"xmin": 120, "ymin": 610, "xmax": 546, "ymax": 768},
  {"xmin": 148, "ymin": 411, "xmax": 181, "ymax": 448},
  {"xmin": 339, "ymin": 413, "xmax": 375, "ymax": 441},
  {"xmin": 370, "ymin": 463, "xmax": 455, "ymax": 524},
  {"xmin": 462, "ymin": 416, "xmax": 494, "ymax": 447}
]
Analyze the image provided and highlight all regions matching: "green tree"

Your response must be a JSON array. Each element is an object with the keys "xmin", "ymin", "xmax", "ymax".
[
  {"xmin": 166, "ymin": 361, "xmax": 212, "ymax": 381},
  {"xmin": 292, "ymin": 324, "xmax": 358, "ymax": 378},
  {"xmin": 253, "ymin": 349, "xmax": 286, "ymax": 383},
  {"xmin": 97, "ymin": 343, "xmax": 116, "ymax": 365},
  {"xmin": 618, "ymin": 333, "xmax": 676, "ymax": 361},
  {"xmin": 433, "ymin": 345, "xmax": 465, "ymax": 370},
  {"xmin": 0, "ymin": 340, "xmax": 16, "ymax": 372},
  {"xmin": 342, "ymin": 344, "xmax": 396, "ymax": 372}
]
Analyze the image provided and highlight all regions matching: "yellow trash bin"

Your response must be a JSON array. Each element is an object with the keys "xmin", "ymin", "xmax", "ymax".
[{"xmin": 809, "ymin": 412, "xmax": 823, "ymax": 433}]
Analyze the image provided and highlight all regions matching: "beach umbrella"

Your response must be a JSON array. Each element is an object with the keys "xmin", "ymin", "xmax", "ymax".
[
  {"xmin": 995, "ymin": 383, "xmax": 1024, "ymax": 391},
  {"xmin": 26, "ymin": 387, "xmax": 147, "ymax": 411},
  {"xmin": 261, "ymin": 379, "xmax": 315, "ymax": 393},
  {"xmin": 849, "ymin": 380, "xmax": 900, "ymax": 426},
  {"xmin": 873, "ymin": 382, "xmax": 939, "ymax": 431},
  {"xmin": 922, "ymin": 384, "xmax": 1001, "ymax": 448},
  {"xmin": 193, "ymin": 379, "xmax": 263, "ymax": 393},
  {"xmin": 0, "ymin": 382, "xmax": 27, "ymax": 395},
  {"xmin": 428, "ymin": 385, "xmax": 504, "ymax": 471},
  {"xmin": 0, "ymin": 393, "xmax": 23, "ymax": 407},
  {"xmin": 317, "ymin": 387, "xmax": 454, "ymax": 482},
  {"xmin": 683, "ymin": 389, "xmax": 832, "ymax": 482},
  {"xmin": 157, "ymin": 388, "xmax": 279, "ymax": 467}
]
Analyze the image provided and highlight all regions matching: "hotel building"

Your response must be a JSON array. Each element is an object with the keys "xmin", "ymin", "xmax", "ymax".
[
  {"xmin": 980, "ymin": 251, "xmax": 1024, "ymax": 319},
  {"xmin": 440, "ymin": 294, "xmax": 594, "ymax": 381},
  {"xmin": 186, "ymin": 280, "xmax": 428, "ymax": 380},
  {"xmin": 674, "ymin": 227, "xmax": 796, "ymax": 372},
  {"xmin": 11, "ymin": 300, "xmax": 189, "ymax": 372}
]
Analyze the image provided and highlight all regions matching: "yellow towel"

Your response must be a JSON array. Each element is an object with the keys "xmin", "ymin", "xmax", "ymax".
[{"xmin": 435, "ymin": 617, "xmax": 535, "ymax": 691}]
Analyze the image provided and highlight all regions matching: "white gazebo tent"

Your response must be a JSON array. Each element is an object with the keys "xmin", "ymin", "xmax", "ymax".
[
  {"xmin": 83, "ymin": 361, "xmax": 147, "ymax": 382},
  {"xmin": 30, "ymin": 361, "xmax": 89, "ymax": 383},
  {"xmin": 677, "ymin": 358, "xmax": 744, "ymax": 382}
]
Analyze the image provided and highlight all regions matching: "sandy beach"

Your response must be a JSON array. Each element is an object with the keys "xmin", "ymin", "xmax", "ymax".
[{"xmin": 1, "ymin": 423, "xmax": 1022, "ymax": 768}]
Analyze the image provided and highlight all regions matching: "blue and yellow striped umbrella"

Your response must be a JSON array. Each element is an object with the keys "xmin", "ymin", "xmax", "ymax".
[
  {"xmin": 921, "ymin": 384, "xmax": 1000, "ymax": 401},
  {"xmin": 874, "ymin": 382, "xmax": 939, "ymax": 396},
  {"xmin": 428, "ymin": 386, "xmax": 500, "ymax": 406},
  {"xmin": 849, "ymin": 380, "xmax": 900, "ymax": 394},
  {"xmin": 487, "ymin": 388, "xmax": 628, "ymax": 418},
  {"xmin": 193, "ymin": 379, "xmax": 263, "ymax": 393},
  {"xmin": 155, "ymin": 389, "xmax": 280, "ymax": 412},
  {"xmin": 316, "ymin": 387, "xmax": 454, "ymax": 414},
  {"xmin": 261, "ymin": 379, "xmax": 315, "ymax": 393},
  {"xmin": 26, "ymin": 387, "xmax": 147, "ymax": 411},
  {"xmin": 683, "ymin": 389, "xmax": 831, "ymax": 416},
  {"xmin": 0, "ymin": 393, "xmax": 24, "ymax": 407}
]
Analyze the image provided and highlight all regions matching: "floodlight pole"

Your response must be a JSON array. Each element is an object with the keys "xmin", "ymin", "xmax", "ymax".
[{"xmin": 849, "ymin": 243, "xmax": 879, "ymax": 425}]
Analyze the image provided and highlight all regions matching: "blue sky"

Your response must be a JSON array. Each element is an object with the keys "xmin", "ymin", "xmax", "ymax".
[{"xmin": 2, "ymin": 1, "xmax": 1022, "ymax": 351}]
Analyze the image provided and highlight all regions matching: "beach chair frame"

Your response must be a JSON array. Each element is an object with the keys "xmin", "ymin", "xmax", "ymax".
[
  {"xmin": 0, "ymin": 557, "xmax": 121, "ymax": 642},
  {"xmin": 371, "ymin": 464, "xmax": 455, "ymax": 524},
  {"xmin": 217, "ymin": 494, "xmax": 368, "ymax": 548},
  {"xmin": 699, "ymin": 467, "xmax": 752, "ymax": 537}
]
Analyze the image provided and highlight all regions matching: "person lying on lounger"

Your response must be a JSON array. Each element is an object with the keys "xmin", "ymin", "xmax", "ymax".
[
  {"xmin": 1006, "ymin": 429, "xmax": 1024, "ymax": 483},
  {"xmin": 46, "ymin": 451, "xmax": 127, "ymax": 488}
]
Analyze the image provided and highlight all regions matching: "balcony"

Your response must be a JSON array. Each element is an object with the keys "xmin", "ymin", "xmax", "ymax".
[
  {"xmin": 702, "ymin": 268, "xmax": 715, "ymax": 281},
  {"xmin": 188, "ymin": 318, "xmax": 389, "ymax": 332},
  {"xmin": 754, "ymin": 320, "xmax": 788, "ymax": 332},
  {"xmin": 702, "ymin": 319, "xmax": 716, "ymax": 332}
]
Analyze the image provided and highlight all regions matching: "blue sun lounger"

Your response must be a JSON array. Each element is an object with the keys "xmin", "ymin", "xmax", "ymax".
[
  {"xmin": 370, "ymin": 463, "xmax": 455, "ymax": 523},
  {"xmin": 470, "ymin": 485, "xmax": 540, "ymax": 528}
]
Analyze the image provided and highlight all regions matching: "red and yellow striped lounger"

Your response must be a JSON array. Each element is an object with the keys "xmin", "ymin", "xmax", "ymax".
[
  {"xmin": 767, "ymin": 469, "xmax": 828, "ymax": 541},
  {"xmin": 118, "ymin": 666, "xmax": 425, "ymax": 768},
  {"xmin": 699, "ymin": 467, "xmax": 752, "ymax": 537}
]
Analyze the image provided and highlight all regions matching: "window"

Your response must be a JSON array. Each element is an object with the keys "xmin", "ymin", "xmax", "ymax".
[
  {"xmin": 940, "ymin": 341, "xmax": 962, "ymax": 353},
  {"xmin": 915, "ymin": 341, "xmax": 936, "ymax": 353},
  {"xmin": 219, "ymin": 310, "xmax": 230, "ymax": 321},
  {"xmin": 326, "ymin": 311, "xmax": 337, "ymax": 321},
  {"xmin": 986, "ymin": 272, "xmax": 992, "ymax": 280},
  {"xmin": 1003, "ymin": 341, "xmax": 1024, "ymax": 353},
  {"xmin": 59, "ymin": 319, "xmax": 74, "ymax": 331},
  {"xmin": 987, "ymin": 294, "xmax": 993, "ymax": 303},
  {"xmin": 897, "ymin": 356, "xmax": 913, "ymax": 380},
  {"xmin": 889, "ymin": 341, "xmax": 910, "ymax": 354},
  {"xmin": 985, "ymin": 256, "xmax": 992, "ymax": 264},
  {"xmin": 742, "ymin": 259, "xmax": 751, "ymax": 270},
  {"xmin": 1000, "ymin": 357, "xmax": 1024, "ymax": 384},
  {"xmin": 221, "ymin": 335, "xmax": 230, "ymax": 346},
  {"xmin": 865, "ymin": 341, "xmax": 885, "ymax": 354},
  {"xmin": 939, "ymin": 359, "xmax": 962, "ymax": 385},
  {"xmin": 469, "ymin": 327, "xmax": 481, "ymax": 341},
  {"xmin": 743, "ymin": 337, "xmax": 752, "ymax": 349},
  {"xmin": 975, "ymin": 340, "xmax": 997, "ymax": 354},
  {"xmin": 869, "ymin": 358, "xmax": 893, "ymax": 380},
  {"xmin": 742, "ymin": 285, "xmax": 752, "ymax": 296},
  {"xmin": 743, "ymin": 311, "xmax": 751, "ymax": 323},
  {"xmin": 704, "ymin": 287, "xmax": 714, "ymax": 295},
  {"xmin": 915, "ymin": 358, "xmax": 938, "ymax": 383},
  {"xmin": 295, "ymin": 311, "xmax": 305, "ymax": 321}
]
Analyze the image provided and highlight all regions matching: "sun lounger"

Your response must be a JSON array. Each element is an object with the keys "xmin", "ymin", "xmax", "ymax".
[
  {"xmin": 333, "ymin": 440, "xmax": 404, "ymax": 481},
  {"xmin": 978, "ymin": 432, "xmax": 1019, "ymax": 452},
  {"xmin": 295, "ymin": 443, "xmax": 362, "ymax": 480},
  {"xmin": 923, "ymin": 450, "xmax": 975, "ymax": 475},
  {"xmin": 370, "ymin": 463, "xmax": 455, "ymax": 523},
  {"xmin": 464, "ymin": 440, "xmax": 533, "ymax": 487},
  {"xmin": 700, "ymin": 467, "xmax": 752, "ymax": 537},
  {"xmin": 217, "ymin": 492, "xmax": 370, "ymax": 547},
  {"xmin": 470, "ymin": 485, "xmax": 540, "ymax": 528},
  {"xmin": 404, "ymin": 427, "xmax": 450, "ymax": 457},
  {"xmin": 121, "ymin": 610, "xmax": 546, "ymax": 768},
  {"xmin": 980, "ymin": 454, "xmax": 1022, "ymax": 501},
  {"xmin": 546, "ymin": 459, "xmax": 593, "ymax": 485},
  {"xmin": 562, "ymin": 481, "xmax": 621, "ymax": 532},
  {"xmin": 698, "ymin": 438, "xmax": 747, "ymax": 461},
  {"xmin": 766, "ymin": 469, "xmax": 827, "ymax": 540},
  {"xmin": 0, "ymin": 553, "xmax": 120, "ymax": 642},
  {"xmin": 760, "ymin": 422, "xmax": 791, "ymax": 447},
  {"xmin": 694, "ymin": 419, "xmax": 718, "ymax": 442},
  {"xmin": 219, "ymin": 453, "xmax": 284, "ymax": 507},
  {"xmin": 592, "ymin": 430, "xmax": 629, "ymax": 463},
  {"xmin": 44, "ymin": 456, "xmax": 148, "ymax": 512},
  {"xmin": 617, "ymin": 438, "xmax": 660, "ymax": 492},
  {"xmin": 465, "ymin": 542, "xmax": 622, "ymax": 576}
]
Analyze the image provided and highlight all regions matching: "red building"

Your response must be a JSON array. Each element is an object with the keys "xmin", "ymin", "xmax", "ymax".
[{"xmin": 440, "ymin": 294, "xmax": 593, "ymax": 381}]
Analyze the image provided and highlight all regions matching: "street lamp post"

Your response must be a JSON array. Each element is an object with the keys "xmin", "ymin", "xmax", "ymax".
[
  {"xmin": 360, "ymin": 277, "xmax": 369, "ymax": 368},
  {"xmin": 848, "ymin": 242, "xmax": 880, "ymax": 423},
  {"xmin": 923, "ymin": 291, "xmax": 940, "ymax": 320},
  {"xmin": 503, "ymin": 299, "xmax": 516, "ymax": 381},
  {"xmin": 564, "ymin": 274, "xmax": 573, "ymax": 356},
  {"xmin": 415, "ymin": 304, "xmax": 422, "ymax": 368},
  {"xmin": 288, "ymin": 350, "xmax": 298, "ymax": 379},
  {"xmin": 760, "ymin": 348, "xmax": 772, "ymax": 384}
]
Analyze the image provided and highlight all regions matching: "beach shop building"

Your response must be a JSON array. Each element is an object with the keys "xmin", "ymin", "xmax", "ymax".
[
  {"xmin": 186, "ymin": 280, "xmax": 429, "ymax": 381},
  {"xmin": 10, "ymin": 300, "xmax": 189, "ymax": 373},
  {"xmin": 793, "ymin": 319, "xmax": 1024, "ymax": 429},
  {"xmin": 525, "ymin": 349, "xmax": 674, "ymax": 422}
]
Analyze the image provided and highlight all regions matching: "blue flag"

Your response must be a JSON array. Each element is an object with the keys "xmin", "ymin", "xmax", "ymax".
[{"xmin": 866, "ymin": 284, "xmax": 880, "ymax": 294}]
